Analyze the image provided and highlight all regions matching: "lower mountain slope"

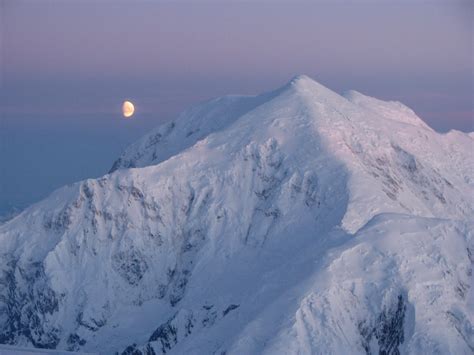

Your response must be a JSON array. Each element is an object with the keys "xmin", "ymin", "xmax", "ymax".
[{"xmin": 0, "ymin": 75, "xmax": 472, "ymax": 354}]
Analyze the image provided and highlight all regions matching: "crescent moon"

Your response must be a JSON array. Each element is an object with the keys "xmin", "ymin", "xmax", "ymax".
[{"xmin": 122, "ymin": 101, "xmax": 135, "ymax": 118}]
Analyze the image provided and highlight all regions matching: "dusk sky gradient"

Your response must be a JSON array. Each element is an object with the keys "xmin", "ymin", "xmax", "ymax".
[{"xmin": 1, "ymin": 0, "xmax": 473, "ymax": 217}]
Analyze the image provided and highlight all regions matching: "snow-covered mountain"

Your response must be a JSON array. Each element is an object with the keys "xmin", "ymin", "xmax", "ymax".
[{"xmin": 0, "ymin": 75, "xmax": 472, "ymax": 354}]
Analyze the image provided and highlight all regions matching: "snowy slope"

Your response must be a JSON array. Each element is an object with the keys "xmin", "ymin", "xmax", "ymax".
[
  {"xmin": 342, "ymin": 90, "xmax": 431, "ymax": 129},
  {"xmin": 109, "ymin": 85, "xmax": 286, "ymax": 173},
  {"xmin": 0, "ymin": 75, "xmax": 472, "ymax": 354}
]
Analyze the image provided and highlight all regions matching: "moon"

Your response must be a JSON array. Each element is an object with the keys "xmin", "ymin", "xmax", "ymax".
[{"xmin": 122, "ymin": 100, "xmax": 135, "ymax": 118}]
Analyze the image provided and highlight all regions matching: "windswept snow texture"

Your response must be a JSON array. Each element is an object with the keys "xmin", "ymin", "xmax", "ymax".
[{"xmin": 0, "ymin": 75, "xmax": 473, "ymax": 354}]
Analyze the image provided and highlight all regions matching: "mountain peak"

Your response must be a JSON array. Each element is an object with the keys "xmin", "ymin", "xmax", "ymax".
[
  {"xmin": 0, "ymin": 76, "xmax": 473, "ymax": 354},
  {"xmin": 289, "ymin": 74, "xmax": 314, "ymax": 85},
  {"xmin": 287, "ymin": 74, "xmax": 333, "ymax": 94}
]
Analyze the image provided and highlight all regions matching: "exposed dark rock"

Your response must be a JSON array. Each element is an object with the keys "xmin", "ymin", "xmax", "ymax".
[
  {"xmin": 446, "ymin": 310, "xmax": 474, "ymax": 351},
  {"xmin": 148, "ymin": 316, "xmax": 178, "ymax": 353},
  {"xmin": 358, "ymin": 320, "xmax": 373, "ymax": 354},
  {"xmin": 223, "ymin": 304, "xmax": 240, "ymax": 316},
  {"xmin": 131, "ymin": 186, "xmax": 145, "ymax": 200},
  {"xmin": 145, "ymin": 133, "xmax": 163, "ymax": 149},
  {"xmin": 169, "ymin": 274, "xmax": 188, "ymax": 307},
  {"xmin": 455, "ymin": 281, "xmax": 469, "ymax": 299},
  {"xmin": 303, "ymin": 173, "xmax": 319, "ymax": 207},
  {"xmin": 66, "ymin": 333, "xmax": 86, "ymax": 351},
  {"xmin": 43, "ymin": 206, "xmax": 73, "ymax": 233},
  {"xmin": 76, "ymin": 311, "xmax": 107, "ymax": 332},
  {"xmin": 121, "ymin": 343, "xmax": 143, "ymax": 355},
  {"xmin": 0, "ymin": 258, "xmax": 60, "ymax": 348},
  {"xmin": 112, "ymin": 249, "xmax": 149, "ymax": 286},
  {"xmin": 120, "ymin": 310, "xmax": 196, "ymax": 355},
  {"xmin": 393, "ymin": 145, "xmax": 417, "ymax": 173},
  {"xmin": 358, "ymin": 294, "xmax": 406, "ymax": 355},
  {"xmin": 376, "ymin": 294, "xmax": 406, "ymax": 355}
]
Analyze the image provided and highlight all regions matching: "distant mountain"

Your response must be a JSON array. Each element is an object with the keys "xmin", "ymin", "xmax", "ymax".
[{"xmin": 1, "ymin": 75, "xmax": 472, "ymax": 354}]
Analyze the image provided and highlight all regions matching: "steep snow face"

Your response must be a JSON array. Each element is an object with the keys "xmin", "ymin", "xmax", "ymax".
[
  {"xmin": 257, "ymin": 215, "xmax": 473, "ymax": 355},
  {"xmin": 343, "ymin": 90, "xmax": 430, "ymax": 130},
  {"xmin": 0, "ymin": 76, "xmax": 350, "ymax": 353},
  {"xmin": 0, "ymin": 75, "xmax": 473, "ymax": 354},
  {"xmin": 118, "ymin": 75, "xmax": 472, "ymax": 231},
  {"xmin": 109, "ymin": 86, "xmax": 286, "ymax": 173}
]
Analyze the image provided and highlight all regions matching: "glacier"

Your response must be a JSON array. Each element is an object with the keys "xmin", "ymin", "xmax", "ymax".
[{"xmin": 0, "ymin": 75, "xmax": 472, "ymax": 354}]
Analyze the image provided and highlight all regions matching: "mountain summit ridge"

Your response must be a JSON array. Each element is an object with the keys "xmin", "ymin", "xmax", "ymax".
[
  {"xmin": 0, "ymin": 75, "xmax": 473, "ymax": 354},
  {"xmin": 109, "ymin": 75, "xmax": 438, "ymax": 174}
]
